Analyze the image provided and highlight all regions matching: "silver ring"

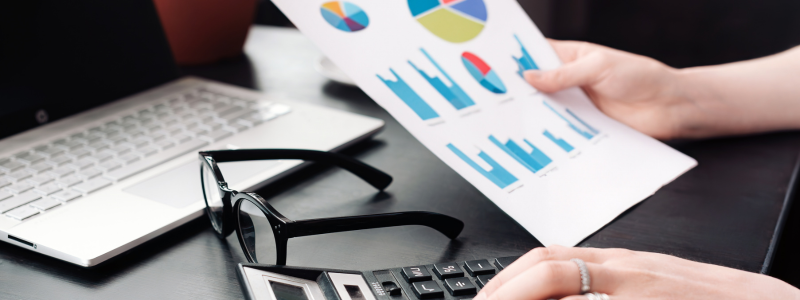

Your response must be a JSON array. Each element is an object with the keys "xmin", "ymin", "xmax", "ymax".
[
  {"xmin": 570, "ymin": 258, "xmax": 591, "ymax": 293},
  {"xmin": 590, "ymin": 292, "xmax": 610, "ymax": 300}
]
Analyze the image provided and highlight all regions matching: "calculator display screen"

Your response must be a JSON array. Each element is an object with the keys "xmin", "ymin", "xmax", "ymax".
[{"xmin": 269, "ymin": 281, "xmax": 308, "ymax": 300}]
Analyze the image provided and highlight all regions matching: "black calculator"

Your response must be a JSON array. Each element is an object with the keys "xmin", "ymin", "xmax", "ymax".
[{"xmin": 237, "ymin": 256, "xmax": 521, "ymax": 300}]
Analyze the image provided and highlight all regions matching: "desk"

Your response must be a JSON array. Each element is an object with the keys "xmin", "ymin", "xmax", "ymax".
[{"xmin": 1, "ymin": 26, "xmax": 799, "ymax": 299}]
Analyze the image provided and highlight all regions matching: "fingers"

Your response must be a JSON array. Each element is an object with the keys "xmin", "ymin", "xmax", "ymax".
[
  {"xmin": 560, "ymin": 295, "xmax": 624, "ymax": 300},
  {"xmin": 480, "ymin": 246, "xmax": 615, "ymax": 296},
  {"xmin": 478, "ymin": 260, "xmax": 615, "ymax": 300},
  {"xmin": 524, "ymin": 50, "xmax": 608, "ymax": 93}
]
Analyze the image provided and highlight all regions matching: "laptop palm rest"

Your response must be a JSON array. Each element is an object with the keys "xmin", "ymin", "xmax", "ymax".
[{"xmin": 123, "ymin": 160, "xmax": 281, "ymax": 208}]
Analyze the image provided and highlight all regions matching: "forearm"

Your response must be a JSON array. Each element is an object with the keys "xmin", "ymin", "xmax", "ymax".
[{"xmin": 673, "ymin": 46, "xmax": 800, "ymax": 138}]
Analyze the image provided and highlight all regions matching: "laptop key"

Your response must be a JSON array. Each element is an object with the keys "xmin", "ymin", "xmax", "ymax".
[
  {"xmin": 29, "ymin": 174, "xmax": 57, "ymax": 186},
  {"xmin": 73, "ymin": 178, "xmax": 111, "ymax": 194},
  {"xmin": 0, "ymin": 191, "xmax": 41, "ymax": 213},
  {"xmin": 0, "ymin": 178, "xmax": 10, "ymax": 189},
  {"xmin": 80, "ymin": 167, "xmax": 104, "ymax": 179},
  {"xmin": 99, "ymin": 160, "xmax": 123, "ymax": 172},
  {"xmin": 51, "ymin": 166, "xmax": 76, "ymax": 178},
  {"xmin": 36, "ymin": 146, "xmax": 64, "ymax": 157},
  {"xmin": 118, "ymin": 153, "xmax": 141, "ymax": 164},
  {"xmin": 0, "ymin": 160, "xmax": 25, "ymax": 172},
  {"xmin": 29, "ymin": 162, "xmax": 53, "ymax": 174},
  {"xmin": 49, "ymin": 155, "xmax": 73, "ymax": 166},
  {"xmin": 34, "ymin": 182, "xmax": 62, "ymax": 196},
  {"xmin": 74, "ymin": 158, "xmax": 95, "ymax": 169},
  {"xmin": 31, "ymin": 198, "xmax": 62, "ymax": 210},
  {"xmin": 57, "ymin": 174, "xmax": 84, "ymax": 187},
  {"xmin": 17, "ymin": 153, "xmax": 45, "ymax": 165},
  {"xmin": 51, "ymin": 189, "xmax": 82, "ymax": 202},
  {"xmin": 6, "ymin": 205, "xmax": 40, "ymax": 221},
  {"xmin": 155, "ymin": 140, "xmax": 175, "ymax": 150},
  {"xmin": 0, "ymin": 190, "xmax": 12, "ymax": 201},
  {"xmin": 137, "ymin": 146, "xmax": 159, "ymax": 157},
  {"xmin": 7, "ymin": 180, "xmax": 35, "ymax": 194},
  {"xmin": 104, "ymin": 139, "xmax": 208, "ymax": 182},
  {"xmin": 8, "ymin": 169, "xmax": 35, "ymax": 182},
  {"xmin": 201, "ymin": 129, "xmax": 234, "ymax": 142}
]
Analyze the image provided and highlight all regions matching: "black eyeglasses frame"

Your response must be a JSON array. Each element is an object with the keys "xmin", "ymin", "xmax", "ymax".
[{"xmin": 199, "ymin": 149, "xmax": 464, "ymax": 265}]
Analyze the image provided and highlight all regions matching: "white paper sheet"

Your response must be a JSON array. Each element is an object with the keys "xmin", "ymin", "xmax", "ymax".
[{"xmin": 272, "ymin": 0, "xmax": 698, "ymax": 246}]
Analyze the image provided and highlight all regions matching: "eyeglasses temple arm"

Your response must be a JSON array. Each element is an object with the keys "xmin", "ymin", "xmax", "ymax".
[
  {"xmin": 201, "ymin": 149, "xmax": 392, "ymax": 191},
  {"xmin": 287, "ymin": 212, "xmax": 464, "ymax": 239}
]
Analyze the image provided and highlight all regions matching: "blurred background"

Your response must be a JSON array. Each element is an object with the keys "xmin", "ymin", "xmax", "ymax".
[
  {"xmin": 254, "ymin": 0, "xmax": 800, "ymax": 287},
  {"xmin": 257, "ymin": 0, "xmax": 800, "ymax": 68}
]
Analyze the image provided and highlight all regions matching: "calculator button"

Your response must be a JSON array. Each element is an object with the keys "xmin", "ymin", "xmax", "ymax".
[
  {"xmin": 494, "ymin": 256, "xmax": 521, "ymax": 271},
  {"xmin": 444, "ymin": 278, "xmax": 477, "ymax": 296},
  {"xmin": 402, "ymin": 266, "xmax": 432, "ymax": 282},
  {"xmin": 475, "ymin": 274, "xmax": 495, "ymax": 288},
  {"xmin": 464, "ymin": 259, "xmax": 495, "ymax": 276},
  {"xmin": 433, "ymin": 263, "xmax": 464, "ymax": 279},
  {"xmin": 411, "ymin": 281, "xmax": 444, "ymax": 299}
]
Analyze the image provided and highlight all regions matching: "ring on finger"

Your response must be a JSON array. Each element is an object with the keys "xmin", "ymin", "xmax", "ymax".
[
  {"xmin": 586, "ymin": 292, "xmax": 610, "ymax": 300},
  {"xmin": 570, "ymin": 258, "xmax": 591, "ymax": 293}
]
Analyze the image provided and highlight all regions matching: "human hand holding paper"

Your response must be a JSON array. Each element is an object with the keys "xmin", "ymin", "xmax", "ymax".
[{"xmin": 525, "ymin": 40, "xmax": 800, "ymax": 140}]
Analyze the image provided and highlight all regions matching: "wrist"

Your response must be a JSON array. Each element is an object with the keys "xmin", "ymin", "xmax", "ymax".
[{"xmin": 667, "ymin": 67, "xmax": 736, "ymax": 139}]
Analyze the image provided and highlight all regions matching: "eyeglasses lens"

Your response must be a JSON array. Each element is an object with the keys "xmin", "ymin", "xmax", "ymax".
[
  {"xmin": 202, "ymin": 161, "xmax": 225, "ymax": 233},
  {"xmin": 239, "ymin": 200, "xmax": 278, "ymax": 264}
]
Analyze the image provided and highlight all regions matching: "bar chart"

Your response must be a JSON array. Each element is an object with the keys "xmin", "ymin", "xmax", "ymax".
[
  {"xmin": 543, "ymin": 130, "xmax": 574, "ymax": 152},
  {"xmin": 377, "ymin": 69, "xmax": 440, "ymax": 120},
  {"xmin": 447, "ymin": 143, "xmax": 518, "ymax": 188},
  {"xmin": 543, "ymin": 101, "xmax": 599, "ymax": 139},
  {"xmin": 409, "ymin": 48, "xmax": 476, "ymax": 110},
  {"xmin": 513, "ymin": 34, "xmax": 539, "ymax": 78},
  {"xmin": 489, "ymin": 135, "xmax": 552, "ymax": 173}
]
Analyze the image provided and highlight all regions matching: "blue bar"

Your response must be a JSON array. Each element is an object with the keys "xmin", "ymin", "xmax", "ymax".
[
  {"xmin": 566, "ymin": 109, "xmax": 600, "ymax": 135},
  {"xmin": 513, "ymin": 34, "xmax": 539, "ymax": 78},
  {"xmin": 489, "ymin": 135, "xmax": 552, "ymax": 173},
  {"xmin": 377, "ymin": 69, "xmax": 440, "ymax": 120},
  {"xmin": 447, "ymin": 143, "xmax": 518, "ymax": 189},
  {"xmin": 543, "ymin": 101, "xmax": 597, "ymax": 140},
  {"xmin": 543, "ymin": 130, "xmax": 574, "ymax": 152},
  {"xmin": 409, "ymin": 48, "xmax": 476, "ymax": 110}
]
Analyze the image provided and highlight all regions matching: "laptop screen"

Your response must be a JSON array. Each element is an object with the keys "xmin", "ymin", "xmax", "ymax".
[{"xmin": 0, "ymin": 0, "xmax": 180, "ymax": 140}]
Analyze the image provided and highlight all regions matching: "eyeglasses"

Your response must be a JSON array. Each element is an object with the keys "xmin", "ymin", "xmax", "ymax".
[{"xmin": 199, "ymin": 149, "xmax": 464, "ymax": 265}]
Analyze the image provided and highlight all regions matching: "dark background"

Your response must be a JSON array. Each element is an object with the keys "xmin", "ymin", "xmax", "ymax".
[{"xmin": 252, "ymin": 0, "xmax": 800, "ymax": 287}]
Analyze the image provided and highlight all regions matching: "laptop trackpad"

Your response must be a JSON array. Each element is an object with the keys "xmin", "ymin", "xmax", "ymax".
[{"xmin": 123, "ymin": 160, "xmax": 281, "ymax": 208}]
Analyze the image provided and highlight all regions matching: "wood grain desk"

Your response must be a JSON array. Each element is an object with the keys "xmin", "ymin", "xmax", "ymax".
[{"xmin": 1, "ymin": 26, "xmax": 799, "ymax": 299}]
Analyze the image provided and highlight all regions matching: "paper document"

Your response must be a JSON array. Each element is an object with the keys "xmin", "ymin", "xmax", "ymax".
[{"xmin": 272, "ymin": 0, "xmax": 697, "ymax": 246}]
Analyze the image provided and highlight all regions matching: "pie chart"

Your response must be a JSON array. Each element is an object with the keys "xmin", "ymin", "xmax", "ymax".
[
  {"xmin": 462, "ymin": 52, "xmax": 507, "ymax": 94},
  {"xmin": 408, "ymin": 0, "xmax": 487, "ymax": 43},
  {"xmin": 321, "ymin": 1, "xmax": 370, "ymax": 32}
]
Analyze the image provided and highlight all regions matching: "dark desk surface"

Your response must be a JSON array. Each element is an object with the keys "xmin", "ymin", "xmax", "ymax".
[{"xmin": 2, "ymin": 26, "xmax": 799, "ymax": 299}]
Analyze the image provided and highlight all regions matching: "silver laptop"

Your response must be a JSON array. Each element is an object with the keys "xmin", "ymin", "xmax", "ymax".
[{"xmin": 0, "ymin": 1, "xmax": 383, "ymax": 266}]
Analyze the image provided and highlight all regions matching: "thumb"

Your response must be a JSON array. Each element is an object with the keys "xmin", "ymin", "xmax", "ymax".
[{"xmin": 524, "ymin": 52, "xmax": 606, "ymax": 93}]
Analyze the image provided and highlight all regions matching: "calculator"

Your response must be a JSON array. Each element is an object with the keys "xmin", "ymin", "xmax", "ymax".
[{"xmin": 237, "ymin": 256, "xmax": 521, "ymax": 300}]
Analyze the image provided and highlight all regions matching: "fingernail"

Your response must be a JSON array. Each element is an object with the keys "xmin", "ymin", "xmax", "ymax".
[{"xmin": 524, "ymin": 70, "xmax": 543, "ymax": 78}]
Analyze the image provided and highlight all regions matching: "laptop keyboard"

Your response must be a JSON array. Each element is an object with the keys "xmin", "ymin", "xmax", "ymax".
[{"xmin": 0, "ymin": 89, "xmax": 291, "ymax": 222}]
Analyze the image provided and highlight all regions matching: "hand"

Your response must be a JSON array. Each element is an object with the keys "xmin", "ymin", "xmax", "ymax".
[
  {"xmin": 475, "ymin": 245, "xmax": 800, "ymax": 300},
  {"xmin": 525, "ymin": 40, "xmax": 690, "ymax": 140}
]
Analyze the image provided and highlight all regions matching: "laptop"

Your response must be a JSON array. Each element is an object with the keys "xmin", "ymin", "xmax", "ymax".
[{"xmin": 0, "ymin": 0, "xmax": 384, "ymax": 267}]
